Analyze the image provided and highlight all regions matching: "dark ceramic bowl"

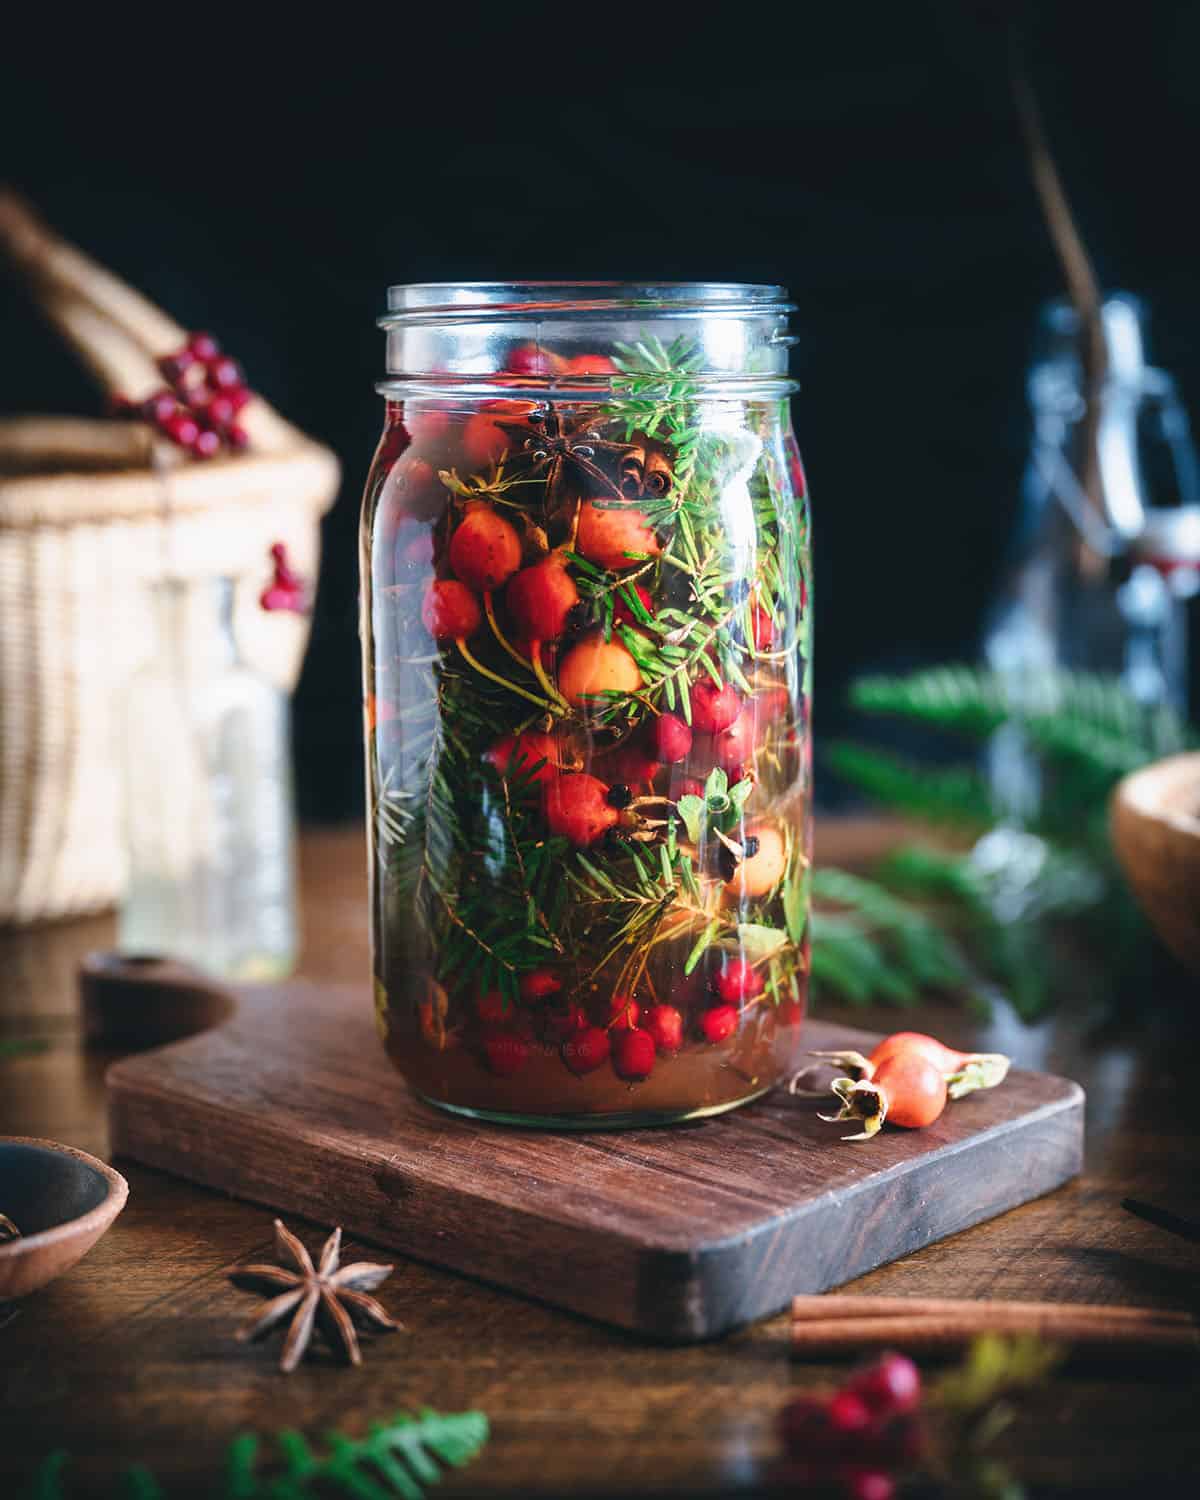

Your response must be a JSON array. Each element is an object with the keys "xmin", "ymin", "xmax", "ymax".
[{"xmin": 0, "ymin": 1137, "xmax": 128, "ymax": 1299}]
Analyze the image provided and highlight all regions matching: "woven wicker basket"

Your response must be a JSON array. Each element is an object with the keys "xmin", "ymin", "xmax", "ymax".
[{"xmin": 0, "ymin": 193, "xmax": 340, "ymax": 925}]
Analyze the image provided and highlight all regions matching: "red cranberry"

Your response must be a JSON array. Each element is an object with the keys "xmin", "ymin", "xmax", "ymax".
[
  {"xmin": 421, "ymin": 579, "xmax": 482, "ymax": 641},
  {"xmin": 608, "ymin": 994, "xmax": 639, "ymax": 1031},
  {"xmin": 158, "ymin": 350, "xmax": 195, "ymax": 383},
  {"xmin": 689, "ymin": 678, "xmax": 741, "ymax": 733},
  {"xmin": 652, "ymin": 712, "xmax": 693, "ymax": 763},
  {"xmin": 520, "ymin": 969, "xmax": 562, "ymax": 1003},
  {"xmin": 826, "ymin": 1390, "xmax": 873, "ymax": 1437},
  {"xmin": 712, "ymin": 957, "xmax": 764, "ymax": 1004},
  {"xmin": 613, "ymin": 582, "xmax": 654, "ymax": 626},
  {"xmin": 700, "ymin": 1005, "xmax": 739, "ymax": 1044},
  {"xmin": 188, "ymin": 331, "xmax": 221, "ymax": 361},
  {"xmin": 193, "ymin": 427, "xmax": 221, "ymax": 459},
  {"xmin": 225, "ymin": 384, "xmax": 251, "ymax": 413},
  {"xmin": 476, "ymin": 991, "xmax": 512, "ymax": 1025},
  {"xmin": 712, "ymin": 706, "xmax": 758, "ymax": 768},
  {"xmin": 847, "ymin": 1353, "xmax": 921, "ymax": 1418},
  {"xmin": 543, "ymin": 773, "xmax": 620, "ymax": 847},
  {"xmin": 141, "ymin": 390, "xmax": 178, "ymax": 425},
  {"xmin": 206, "ymin": 392, "xmax": 237, "ymax": 429},
  {"xmin": 227, "ymin": 423, "xmax": 250, "ymax": 450},
  {"xmin": 644, "ymin": 1004, "xmax": 683, "ymax": 1054},
  {"xmin": 505, "ymin": 342, "xmax": 557, "ymax": 377},
  {"xmin": 208, "ymin": 356, "xmax": 243, "ymax": 390},
  {"xmin": 612, "ymin": 1027, "xmax": 656, "ymax": 1081},
  {"xmin": 163, "ymin": 413, "xmax": 200, "ymax": 449},
  {"xmin": 544, "ymin": 1003, "xmax": 588, "ymax": 1041},
  {"xmin": 562, "ymin": 1025, "xmax": 610, "ymax": 1075},
  {"xmin": 776, "ymin": 1396, "xmax": 827, "ymax": 1457},
  {"xmin": 483, "ymin": 1031, "xmax": 530, "ymax": 1077}
]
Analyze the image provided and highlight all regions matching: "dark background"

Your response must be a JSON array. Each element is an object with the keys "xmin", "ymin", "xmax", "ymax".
[{"xmin": 4, "ymin": 3, "xmax": 1198, "ymax": 819}]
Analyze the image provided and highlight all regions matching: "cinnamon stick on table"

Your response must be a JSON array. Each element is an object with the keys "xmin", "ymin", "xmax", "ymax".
[{"xmin": 791, "ymin": 1297, "xmax": 1198, "ymax": 1356}]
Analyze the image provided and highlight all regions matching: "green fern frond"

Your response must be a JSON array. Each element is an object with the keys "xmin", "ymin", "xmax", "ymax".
[{"xmin": 24, "ymin": 1410, "xmax": 490, "ymax": 1500}]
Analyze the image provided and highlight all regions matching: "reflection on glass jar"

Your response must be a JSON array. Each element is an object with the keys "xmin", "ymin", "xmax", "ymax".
[{"xmin": 361, "ymin": 284, "xmax": 812, "ymax": 1126}]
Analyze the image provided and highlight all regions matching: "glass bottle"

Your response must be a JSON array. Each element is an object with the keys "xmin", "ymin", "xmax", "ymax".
[
  {"xmin": 361, "ymin": 282, "xmax": 811, "ymax": 1126},
  {"xmin": 984, "ymin": 294, "xmax": 1199, "ymax": 818},
  {"xmin": 119, "ymin": 576, "xmax": 298, "ymax": 979}
]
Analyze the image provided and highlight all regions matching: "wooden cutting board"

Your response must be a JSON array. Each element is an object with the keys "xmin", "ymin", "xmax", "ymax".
[{"xmin": 106, "ymin": 978, "xmax": 1083, "ymax": 1341}]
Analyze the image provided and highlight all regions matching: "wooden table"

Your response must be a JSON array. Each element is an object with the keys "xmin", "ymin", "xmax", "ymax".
[{"xmin": 2, "ymin": 825, "xmax": 1198, "ymax": 1496}]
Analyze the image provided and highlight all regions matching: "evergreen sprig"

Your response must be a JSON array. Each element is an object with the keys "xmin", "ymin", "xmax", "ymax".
[
  {"xmin": 817, "ymin": 664, "xmax": 1191, "ymax": 1018},
  {"xmin": 25, "ymin": 1409, "xmax": 489, "ymax": 1500}
]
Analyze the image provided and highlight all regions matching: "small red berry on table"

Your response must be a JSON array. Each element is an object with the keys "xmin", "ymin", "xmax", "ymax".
[
  {"xmin": 188, "ymin": 330, "xmax": 221, "ymax": 361},
  {"xmin": 207, "ymin": 355, "xmax": 243, "ymax": 390}
]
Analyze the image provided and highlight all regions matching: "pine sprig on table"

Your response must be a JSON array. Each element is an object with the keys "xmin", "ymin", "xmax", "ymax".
[
  {"xmin": 25, "ymin": 1409, "xmax": 489, "ymax": 1500},
  {"xmin": 816, "ymin": 665, "xmax": 1192, "ymax": 1018}
]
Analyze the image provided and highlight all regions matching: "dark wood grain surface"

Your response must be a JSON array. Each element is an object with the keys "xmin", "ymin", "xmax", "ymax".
[
  {"xmin": 2, "ymin": 823, "xmax": 1199, "ymax": 1496},
  {"xmin": 108, "ymin": 987, "xmax": 1082, "ymax": 1340}
]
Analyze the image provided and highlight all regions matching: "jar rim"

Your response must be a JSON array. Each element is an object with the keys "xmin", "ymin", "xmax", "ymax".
[{"xmin": 382, "ymin": 280, "xmax": 794, "ymax": 322}]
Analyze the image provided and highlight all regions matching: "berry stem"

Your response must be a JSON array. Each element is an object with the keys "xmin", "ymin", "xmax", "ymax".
[
  {"xmin": 482, "ymin": 589, "xmax": 535, "ymax": 672},
  {"xmin": 454, "ymin": 640, "xmax": 564, "ymax": 714},
  {"xmin": 529, "ymin": 641, "xmax": 571, "ymax": 710}
]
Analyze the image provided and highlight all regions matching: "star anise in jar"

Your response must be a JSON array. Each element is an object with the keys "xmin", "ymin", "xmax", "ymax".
[
  {"xmin": 229, "ymin": 1218, "xmax": 401, "ymax": 1373},
  {"xmin": 497, "ymin": 405, "xmax": 640, "ymax": 506}
]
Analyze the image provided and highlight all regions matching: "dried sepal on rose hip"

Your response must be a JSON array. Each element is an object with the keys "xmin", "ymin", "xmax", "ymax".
[
  {"xmin": 820, "ymin": 1051, "xmax": 948, "ymax": 1141},
  {"xmin": 810, "ymin": 1030, "xmax": 1011, "ymax": 1100}
]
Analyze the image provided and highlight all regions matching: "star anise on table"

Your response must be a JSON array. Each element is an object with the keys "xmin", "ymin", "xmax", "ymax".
[{"xmin": 228, "ymin": 1218, "xmax": 401, "ymax": 1374}]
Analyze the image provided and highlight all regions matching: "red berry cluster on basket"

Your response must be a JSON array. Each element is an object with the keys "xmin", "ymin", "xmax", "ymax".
[
  {"xmin": 259, "ymin": 542, "xmax": 308, "ymax": 614},
  {"xmin": 111, "ymin": 331, "xmax": 251, "ymax": 458},
  {"xmin": 776, "ymin": 1353, "xmax": 925, "ymax": 1499}
]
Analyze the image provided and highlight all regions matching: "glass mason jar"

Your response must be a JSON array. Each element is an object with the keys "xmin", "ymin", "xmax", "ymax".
[{"xmin": 361, "ymin": 283, "xmax": 812, "ymax": 1126}]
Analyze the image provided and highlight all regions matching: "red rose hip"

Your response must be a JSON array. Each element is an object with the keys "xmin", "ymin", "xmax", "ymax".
[
  {"xmin": 486, "ymin": 731, "xmax": 560, "ymax": 786},
  {"xmin": 505, "ymin": 555, "xmax": 579, "ymax": 642},
  {"xmin": 449, "ymin": 503, "xmax": 522, "ymax": 592},
  {"xmin": 608, "ymin": 994, "xmax": 639, "ymax": 1031},
  {"xmin": 543, "ymin": 773, "xmax": 620, "ymax": 846},
  {"xmin": 421, "ymin": 579, "xmax": 482, "ymax": 641},
  {"xmin": 612, "ymin": 1027, "xmax": 656, "ymax": 1081}
]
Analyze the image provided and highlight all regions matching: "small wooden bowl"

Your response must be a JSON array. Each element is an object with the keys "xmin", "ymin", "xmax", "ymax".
[
  {"xmin": 0, "ymin": 1138, "xmax": 128, "ymax": 1299},
  {"xmin": 1110, "ymin": 752, "xmax": 1200, "ymax": 976}
]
